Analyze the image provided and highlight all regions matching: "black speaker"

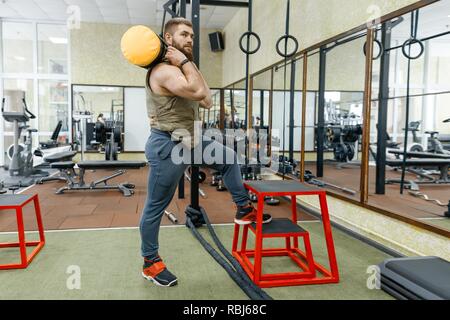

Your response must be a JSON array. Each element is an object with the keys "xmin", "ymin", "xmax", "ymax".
[{"xmin": 209, "ymin": 32, "xmax": 224, "ymax": 52}]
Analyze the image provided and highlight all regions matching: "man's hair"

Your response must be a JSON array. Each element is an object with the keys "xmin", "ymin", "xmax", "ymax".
[{"xmin": 164, "ymin": 17, "xmax": 193, "ymax": 35}]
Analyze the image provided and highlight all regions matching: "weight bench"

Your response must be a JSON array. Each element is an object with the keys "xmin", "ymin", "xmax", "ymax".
[
  {"xmin": 388, "ymin": 150, "xmax": 450, "ymax": 159},
  {"xmin": 385, "ymin": 158, "xmax": 450, "ymax": 191},
  {"xmin": 37, "ymin": 151, "xmax": 78, "ymax": 184},
  {"xmin": 50, "ymin": 160, "xmax": 147, "ymax": 197}
]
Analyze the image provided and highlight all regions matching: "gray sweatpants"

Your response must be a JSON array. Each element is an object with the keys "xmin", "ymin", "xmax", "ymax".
[{"xmin": 139, "ymin": 129, "xmax": 250, "ymax": 259}]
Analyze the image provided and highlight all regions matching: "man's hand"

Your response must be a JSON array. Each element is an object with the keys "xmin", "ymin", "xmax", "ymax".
[{"xmin": 165, "ymin": 46, "xmax": 188, "ymax": 68}]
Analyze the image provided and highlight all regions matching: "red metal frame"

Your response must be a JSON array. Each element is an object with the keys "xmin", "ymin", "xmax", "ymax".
[
  {"xmin": 232, "ymin": 183, "xmax": 340, "ymax": 288},
  {"xmin": 0, "ymin": 194, "xmax": 45, "ymax": 270}
]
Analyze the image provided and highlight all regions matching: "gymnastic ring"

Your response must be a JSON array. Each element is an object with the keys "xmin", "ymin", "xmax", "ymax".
[
  {"xmin": 402, "ymin": 37, "xmax": 424, "ymax": 60},
  {"xmin": 239, "ymin": 31, "xmax": 261, "ymax": 55},
  {"xmin": 363, "ymin": 39, "xmax": 384, "ymax": 60},
  {"xmin": 276, "ymin": 34, "xmax": 299, "ymax": 58}
]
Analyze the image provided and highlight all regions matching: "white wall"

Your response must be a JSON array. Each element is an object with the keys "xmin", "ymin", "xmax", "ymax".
[{"xmin": 124, "ymin": 87, "xmax": 150, "ymax": 152}]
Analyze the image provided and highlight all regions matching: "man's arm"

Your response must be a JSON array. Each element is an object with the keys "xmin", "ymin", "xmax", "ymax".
[
  {"xmin": 197, "ymin": 69, "xmax": 213, "ymax": 109},
  {"xmin": 156, "ymin": 46, "xmax": 209, "ymax": 101}
]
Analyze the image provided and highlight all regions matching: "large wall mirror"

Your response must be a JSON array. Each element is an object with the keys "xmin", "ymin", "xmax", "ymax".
[
  {"xmin": 72, "ymin": 85, "xmax": 149, "ymax": 153},
  {"xmin": 369, "ymin": 0, "xmax": 450, "ymax": 233}
]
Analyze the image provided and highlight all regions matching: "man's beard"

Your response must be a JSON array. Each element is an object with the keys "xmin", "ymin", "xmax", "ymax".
[{"xmin": 173, "ymin": 40, "xmax": 194, "ymax": 61}]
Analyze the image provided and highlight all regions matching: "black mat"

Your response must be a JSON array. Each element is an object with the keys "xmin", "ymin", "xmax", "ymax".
[{"xmin": 379, "ymin": 257, "xmax": 450, "ymax": 300}]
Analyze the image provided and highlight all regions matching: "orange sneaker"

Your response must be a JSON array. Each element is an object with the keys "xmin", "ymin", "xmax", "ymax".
[
  {"xmin": 142, "ymin": 257, "xmax": 178, "ymax": 287},
  {"xmin": 234, "ymin": 203, "xmax": 273, "ymax": 225}
]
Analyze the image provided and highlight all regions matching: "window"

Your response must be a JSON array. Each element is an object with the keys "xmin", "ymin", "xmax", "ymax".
[
  {"xmin": 2, "ymin": 22, "xmax": 34, "ymax": 73},
  {"xmin": 37, "ymin": 24, "xmax": 68, "ymax": 75}
]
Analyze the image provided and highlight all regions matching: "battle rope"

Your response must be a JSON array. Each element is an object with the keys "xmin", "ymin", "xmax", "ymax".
[{"xmin": 185, "ymin": 206, "xmax": 272, "ymax": 300}]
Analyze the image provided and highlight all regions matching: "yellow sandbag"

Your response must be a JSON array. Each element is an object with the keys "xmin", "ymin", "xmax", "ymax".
[{"xmin": 121, "ymin": 25, "xmax": 166, "ymax": 69}]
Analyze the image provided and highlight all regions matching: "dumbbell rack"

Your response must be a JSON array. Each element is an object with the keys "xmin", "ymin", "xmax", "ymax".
[{"xmin": 232, "ymin": 180, "xmax": 340, "ymax": 288}]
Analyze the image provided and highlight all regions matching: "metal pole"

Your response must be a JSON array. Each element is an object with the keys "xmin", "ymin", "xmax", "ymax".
[
  {"xmin": 360, "ymin": 28, "xmax": 375, "ymax": 204},
  {"xmin": 300, "ymin": 53, "xmax": 308, "ymax": 182},
  {"xmin": 317, "ymin": 46, "xmax": 327, "ymax": 178},
  {"xmin": 375, "ymin": 22, "xmax": 392, "ymax": 195},
  {"xmin": 180, "ymin": 0, "xmax": 187, "ymax": 17},
  {"xmin": 190, "ymin": 0, "xmax": 200, "ymax": 210},
  {"xmin": 260, "ymin": 90, "xmax": 264, "ymax": 127},
  {"xmin": 288, "ymin": 59, "xmax": 296, "ymax": 163},
  {"xmin": 177, "ymin": 0, "xmax": 187, "ymax": 199}
]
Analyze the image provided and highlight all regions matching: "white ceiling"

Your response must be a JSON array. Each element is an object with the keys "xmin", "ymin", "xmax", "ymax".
[{"xmin": 0, "ymin": 0, "xmax": 243, "ymax": 29}]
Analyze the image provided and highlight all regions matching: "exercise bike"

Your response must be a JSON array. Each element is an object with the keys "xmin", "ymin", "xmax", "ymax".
[
  {"xmin": 423, "ymin": 119, "xmax": 450, "ymax": 155},
  {"xmin": 1, "ymin": 91, "xmax": 49, "ymax": 182}
]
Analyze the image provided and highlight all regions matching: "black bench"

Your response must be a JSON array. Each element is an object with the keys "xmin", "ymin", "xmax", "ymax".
[
  {"xmin": 385, "ymin": 158, "xmax": 450, "ymax": 191},
  {"xmin": 50, "ymin": 160, "xmax": 147, "ymax": 197},
  {"xmin": 37, "ymin": 151, "xmax": 78, "ymax": 184},
  {"xmin": 388, "ymin": 150, "xmax": 450, "ymax": 159}
]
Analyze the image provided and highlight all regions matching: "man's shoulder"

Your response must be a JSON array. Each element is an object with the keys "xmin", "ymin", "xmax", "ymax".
[{"xmin": 152, "ymin": 63, "xmax": 179, "ymax": 76}]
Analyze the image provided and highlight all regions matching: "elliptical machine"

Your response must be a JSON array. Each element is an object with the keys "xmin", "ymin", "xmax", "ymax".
[{"xmin": 1, "ymin": 90, "xmax": 48, "ymax": 183}]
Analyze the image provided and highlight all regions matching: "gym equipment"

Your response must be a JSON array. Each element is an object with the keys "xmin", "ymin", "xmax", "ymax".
[
  {"xmin": 304, "ymin": 170, "xmax": 357, "ymax": 195},
  {"xmin": 39, "ymin": 121, "xmax": 63, "ymax": 149},
  {"xmin": 216, "ymin": 178, "xmax": 227, "ymax": 192},
  {"xmin": 0, "ymin": 194, "xmax": 45, "ymax": 270},
  {"xmin": 241, "ymin": 163, "xmax": 262, "ymax": 181},
  {"xmin": 277, "ymin": 156, "xmax": 295, "ymax": 175},
  {"xmin": 105, "ymin": 127, "xmax": 121, "ymax": 161},
  {"xmin": 164, "ymin": 210, "xmax": 178, "ymax": 224},
  {"xmin": 379, "ymin": 257, "xmax": 450, "ymax": 300},
  {"xmin": 36, "ymin": 151, "xmax": 78, "ymax": 184},
  {"xmin": 95, "ymin": 121, "xmax": 123, "ymax": 161},
  {"xmin": 121, "ymin": 25, "xmax": 168, "ymax": 69},
  {"xmin": 49, "ymin": 161, "xmax": 146, "ymax": 197},
  {"xmin": 399, "ymin": 10, "xmax": 425, "ymax": 194},
  {"xmin": 187, "ymin": 167, "xmax": 207, "ymax": 184},
  {"xmin": 2, "ymin": 91, "xmax": 49, "ymax": 181},
  {"xmin": 184, "ymin": 172, "xmax": 207, "ymax": 198},
  {"xmin": 72, "ymin": 113, "xmax": 92, "ymax": 161},
  {"xmin": 408, "ymin": 191, "xmax": 448, "ymax": 209},
  {"xmin": 210, "ymin": 172, "xmax": 220, "ymax": 187},
  {"xmin": 424, "ymin": 129, "xmax": 450, "ymax": 156},
  {"xmin": 265, "ymin": 196, "xmax": 280, "ymax": 206},
  {"xmin": 384, "ymin": 158, "xmax": 450, "ymax": 191},
  {"xmin": 402, "ymin": 121, "xmax": 424, "ymax": 152},
  {"xmin": 0, "ymin": 181, "xmax": 6, "ymax": 194},
  {"xmin": 249, "ymin": 192, "xmax": 258, "ymax": 203},
  {"xmin": 233, "ymin": 180, "xmax": 339, "ymax": 288},
  {"xmin": 325, "ymin": 122, "xmax": 363, "ymax": 164},
  {"xmin": 389, "ymin": 149, "xmax": 450, "ymax": 160}
]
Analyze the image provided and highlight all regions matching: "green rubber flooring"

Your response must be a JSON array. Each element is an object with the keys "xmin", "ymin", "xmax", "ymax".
[{"xmin": 0, "ymin": 222, "xmax": 393, "ymax": 300}]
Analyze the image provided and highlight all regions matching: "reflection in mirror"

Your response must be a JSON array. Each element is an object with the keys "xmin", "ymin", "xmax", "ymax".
[
  {"xmin": 303, "ymin": 33, "xmax": 366, "ymax": 200},
  {"xmin": 252, "ymin": 70, "xmax": 271, "ymax": 128},
  {"xmin": 203, "ymin": 89, "xmax": 221, "ymax": 129},
  {"xmin": 271, "ymin": 58, "xmax": 308, "ymax": 178},
  {"xmin": 369, "ymin": 0, "xmax": 450, "ymax": 232},
  {"xmin": 72, "ymin": 85, "xmax": 124, "ymax": 152},
  {"xmin": 231, "ymin": 80, "xmax": 246, "ymax": 130}
]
